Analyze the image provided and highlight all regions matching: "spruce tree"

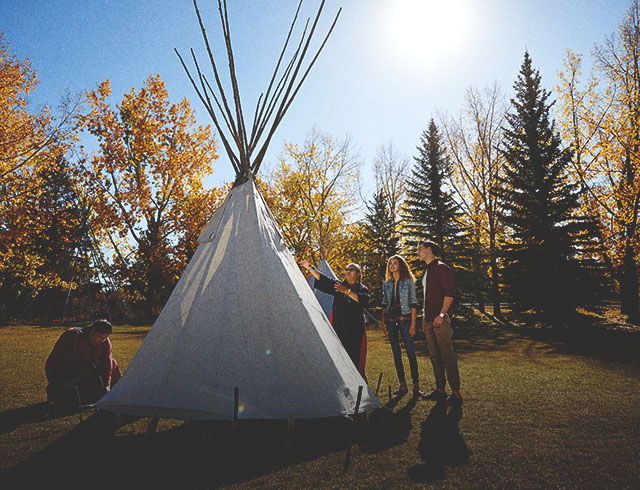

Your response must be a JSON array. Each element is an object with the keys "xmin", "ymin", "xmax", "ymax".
[
  {"xmin": 362, "ymin": 190, "xmax": 399, "ymax": 307},
  {"xmin": 404, "ymin": 120, "xmax": 458, "ymax": 253},
  {"xmin": 496, "ymin": 52, "xmax": 597, "ymax": 319},
  {"xmin": 403, "ymin": 119, "xmax": 471, "ymax": 298}
]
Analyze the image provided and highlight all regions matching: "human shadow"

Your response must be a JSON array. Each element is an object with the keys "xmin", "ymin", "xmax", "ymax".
[
  {"xmin": 367, "ymin": 393, "xmax": 419, "ymax": 452},
  {"xmin": 408, "ymin": 402, "xmax": 471, "ymax": 482}
]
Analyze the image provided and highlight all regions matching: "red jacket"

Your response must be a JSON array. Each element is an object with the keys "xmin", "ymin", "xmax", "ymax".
[
  {"xmin": 422, "ymin": 259, "xmax": 456, "ymax": 323},
  {"xmin": 45, "ymin": 327, "xmax": 121, "ymax": 388}
]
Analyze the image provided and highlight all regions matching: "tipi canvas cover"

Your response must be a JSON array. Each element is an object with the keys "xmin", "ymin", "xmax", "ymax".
[
  {"xmin": 96, "ymin": 179, "xmax": 380, "ymax": 420},
  {"xmin": 308, "ymin": 259, "xmax": 338, "ymax": 320}
]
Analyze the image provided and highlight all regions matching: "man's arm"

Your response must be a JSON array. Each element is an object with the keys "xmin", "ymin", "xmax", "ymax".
[
  {"xmin": 95, "ymin": 339, "xmax": 114, "ymax": 382},
  {"xmin": 334, "ymin": 282, "xmax": 368, "ymax": 304},
  {"xmin": 45, "ymin": 330, "xmax": 74, "ymax": 384},
  {"xmin": 433, "ymin": 296, "xmax": 453, "ymax": 327}
]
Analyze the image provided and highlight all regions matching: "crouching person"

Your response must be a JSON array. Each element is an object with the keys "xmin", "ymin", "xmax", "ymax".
[{"xmin": 45, "ymin": 319, "xmax": 122, "ymax": 408}]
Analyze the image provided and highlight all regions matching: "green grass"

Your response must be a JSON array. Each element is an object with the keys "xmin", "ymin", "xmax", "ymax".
[{"xmin": 1, "ymin": 321, "xmax": 639, "ymax": 489}]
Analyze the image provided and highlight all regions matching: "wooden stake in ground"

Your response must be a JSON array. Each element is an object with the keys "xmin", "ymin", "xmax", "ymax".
[
  {"xmin": 233, "ymin": 386, "xmax": 239, "ymax": 426},
  {"xmin": 375, "ymin": 372, "xmax": 383, "ymax": 396},
  {"xmin": 343, "ymin": 385, "xmax": 363, "ymax": 473}
]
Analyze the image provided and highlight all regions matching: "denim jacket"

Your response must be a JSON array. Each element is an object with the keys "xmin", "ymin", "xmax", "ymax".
[{"xmin": 381, "ymin": 278, "xmax": 418, "ymax": 315}]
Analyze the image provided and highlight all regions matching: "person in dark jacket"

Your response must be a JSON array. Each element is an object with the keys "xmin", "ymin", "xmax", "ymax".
[
  {"xmin": 45, "ymin": 319, "xmax": 122, "ymax": 407},
  {"xmin": 417, "ymin": 240, "xmax": 462, "ymax": 406},
  {"xmin": 300, "ymin": 258, "xmax": 370, "ymax": 374}
]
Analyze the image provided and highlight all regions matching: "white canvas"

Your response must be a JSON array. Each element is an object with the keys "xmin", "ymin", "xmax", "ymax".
[
  {"xmin": 308, "ymin": 259, "xmax": 338, "ymax": 320},
  {"xmin": 96, "ymin": 179, "xmax": 379, "ymax": 420}
]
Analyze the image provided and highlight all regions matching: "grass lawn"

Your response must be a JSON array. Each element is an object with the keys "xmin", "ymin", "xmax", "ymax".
[{"xmin": 1, "ymin": 320, "xmax": 639, "ymax": 489}]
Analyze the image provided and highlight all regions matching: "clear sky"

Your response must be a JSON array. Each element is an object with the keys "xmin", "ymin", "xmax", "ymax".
[{"xmin": 1, "ymin": 0, "xmax": 632, "ymax": 195}]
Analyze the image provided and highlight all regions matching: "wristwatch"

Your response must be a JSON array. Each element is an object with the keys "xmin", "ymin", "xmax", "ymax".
[{"xmin": 439, "ymin": 312, "xmax": 445, "ymax": 318}]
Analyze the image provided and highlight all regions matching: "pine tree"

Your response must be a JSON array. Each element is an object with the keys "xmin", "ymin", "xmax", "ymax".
[
  {"xmin": 403, "ymin": 119, "xmax": 472, "ymax": 300},
  {"xmin": 496, "ymin": 52, "xmax": 598, "ymax": 319},
  {"xmin": 404, "ymin": 120, "xmax": 458, "ymax": 251},
  {"xmin": 362, "ymin": 190, "xmax": 399, "ymax": 307}
]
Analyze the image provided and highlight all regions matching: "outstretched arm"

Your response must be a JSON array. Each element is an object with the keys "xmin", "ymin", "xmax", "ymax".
[{"xmin": 299, "ymin": 258, "xmax": 320, "ymax": 280}]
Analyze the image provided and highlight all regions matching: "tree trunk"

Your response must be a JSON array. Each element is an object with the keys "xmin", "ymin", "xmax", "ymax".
[
  {"xmin": 620, "ymin": 241, "xmax": 639, "ymax": 323},
  {"xmin": 488, "ymin": 222, "xmax": 502, "ymax": 318},
  {"xmin": 472, "ymin": 227, "xmax": 485, "ymax": 313}
]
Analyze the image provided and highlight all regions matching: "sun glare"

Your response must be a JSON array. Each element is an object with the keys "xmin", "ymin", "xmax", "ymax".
[{"xmin": 384, "ymin": 0, "xmax": 469, "ymax": 71}]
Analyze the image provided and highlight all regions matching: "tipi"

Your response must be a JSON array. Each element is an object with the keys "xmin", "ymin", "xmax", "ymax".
[
  {"xmin": 96, "ymin": 0, "xmax": 379, "ymax": 420},
  {"xmin": 308, "ymin": 259, "xmax": 338, "ymax": 321}
]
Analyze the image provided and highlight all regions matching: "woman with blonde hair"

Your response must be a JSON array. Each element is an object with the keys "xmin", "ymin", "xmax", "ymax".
[{"xmin": 381, "ymin": 255, "xmax": 423, "ymax": 397}]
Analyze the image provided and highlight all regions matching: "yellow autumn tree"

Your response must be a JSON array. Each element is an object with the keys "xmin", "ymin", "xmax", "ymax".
[
  {"xmin": 262, "ymin": 128, "xmax": 361, "ymax": 270},
  {"xmin": 0, "ymin": 33, "xmax": 84, "ymax": 319},
  {"xmin": 556, "ymin": 0, "xmax": 640, "ymax": 321},
  {"xmin": 79, "ymin": 75, "xmax": 219, "ymax": 319}
]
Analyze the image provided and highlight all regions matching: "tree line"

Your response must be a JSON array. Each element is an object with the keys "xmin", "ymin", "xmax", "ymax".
[{"xmin": 1, "ymin": 1, "xmax": 638, "ymax": 324}]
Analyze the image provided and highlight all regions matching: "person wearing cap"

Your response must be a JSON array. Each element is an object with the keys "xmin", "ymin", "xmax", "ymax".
[
  {"xmin": 45, "ymin": 319, "xmax": 122, "ymax": 407},
  {"xmin": 300, "ymin": 258, "xmax": 370, "ymax": 373},
  {"xmin": 417, "ymin": 240, "xmax": 463, "ymax": 406}
]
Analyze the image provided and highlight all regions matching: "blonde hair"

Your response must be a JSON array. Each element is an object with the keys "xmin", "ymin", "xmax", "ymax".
[{"xmin": 385, "ymin": 255, "xmax": 416, "ymax": 282}]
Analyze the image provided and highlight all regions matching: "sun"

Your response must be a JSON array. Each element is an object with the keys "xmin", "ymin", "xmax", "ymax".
[{"xmin": 383, "ymin": 0, "xmax": 470, "ymax": 71}]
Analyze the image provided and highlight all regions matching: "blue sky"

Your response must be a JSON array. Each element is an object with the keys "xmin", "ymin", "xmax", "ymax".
[{"xmin": 1, "ymin": 0, "xmax": 631, "ymax": 196}]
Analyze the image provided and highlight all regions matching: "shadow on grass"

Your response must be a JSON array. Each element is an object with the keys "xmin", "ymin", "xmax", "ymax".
[
  {"xmin": 496, "ymin": 311, "xmax": 640, "ymax": 366},
  {"xmin": 407, "ymin": 306, "xmax": 640, "ymax": 366},
  {"xmin": 0, "ymin": 402, "xmax": 88, "ymax": 435},
  {"xmin": 1, "ymin": 409, "xmax": 394, "ymax": 488},
  {"xmin": 366, "ymin": 394, "xmax": 418, "ymax": 452},
  {"xmin": 408, "ymin": 402, "xmax": 471, "ymax": 482}
]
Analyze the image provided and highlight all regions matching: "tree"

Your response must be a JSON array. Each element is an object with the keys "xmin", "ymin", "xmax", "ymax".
[
  {"xmin": 0, "ymin": 152, "xmax": 91, "ymax": 320},
  {"xmin": 440, "ymin": 83, "xmax": 508, "ymax": 316},
  {"xmin": 361, "ymin": 190, "xmax": 400, "ymax": 306},
  {"xmin": 556, "ymin": 0, "xmax": 640, "ymax": 322},
  {"xmin": 79, "ymin": 75, "xmax": 219, "ymax": 320},
  {"xmin": 0, "ymin": 33, "xmax": 85, "ymax": 320},
  {"xmin": 496, "ymin": 52, "xmax": 598, "ymax": 319},
  {"xmin": 373, "ymin": 141, "xmax": 410, "ymax": 223},
  {"xmin": 404, "ymin": 119, "xmax": 472, "ymax": 305},
  {"xmin": 404, "ymin": 119, "xmax": 469, "ymax": 265},
  {"xmin": 0, "ymin": 33, "xmax": 79, "ymax": 181},
  {"xmin": 372, "ymin": 141, "xmax": 409, "ymax": 260},
  {"xmin": 263, "ymin": 128, "xmax": 361, "ymax": 267}
]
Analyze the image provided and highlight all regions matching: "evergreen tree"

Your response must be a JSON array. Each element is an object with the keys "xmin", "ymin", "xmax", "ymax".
[
  {"xmin": 361, "ymin": 190, "xmax": 399, "ymax": 307},
  {"xmin": 496, "ymin": 52, "xmax": 599, "ymax": 319},
  {"xmin": 403, "ymin": 119, "xmax": 472, "ymax": 300},
  {"xmin": 404, "ymin": 120, "xmax": 458, "ymax": 252}
]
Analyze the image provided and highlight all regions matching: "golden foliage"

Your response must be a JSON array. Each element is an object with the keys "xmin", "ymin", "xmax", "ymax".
[
  {"xmin": 261, "ymin": 128, "xmax": 361, "ymax": 269},
  {"xmin": 556, "ymin": 5, "xmax": 640, "ymax": 268},
  {"xmin": 0, "ymin": 34, "xmax": 84, "ymax": 302},
  {"xmin": 78, "ymin": 74, "xmax": 220, "ymax": 316}
]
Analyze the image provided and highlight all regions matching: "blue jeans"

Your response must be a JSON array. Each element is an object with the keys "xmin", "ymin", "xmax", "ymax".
[{"xmin": 386, "ymin": 319, "xmax": 419, "ymax": 386}]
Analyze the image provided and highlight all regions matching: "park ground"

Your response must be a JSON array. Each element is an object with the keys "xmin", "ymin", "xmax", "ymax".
[{"xmin": 1, "ymin": 311, "xmax": 639, "ymax": 489}]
